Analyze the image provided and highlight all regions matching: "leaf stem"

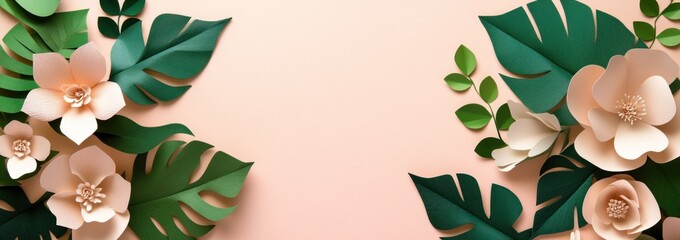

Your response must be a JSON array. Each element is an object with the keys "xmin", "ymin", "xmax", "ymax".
[
  {"xmin": 469, "ymin": 76, "xmax": 503, "ymax": 141},
  {"xmin": 651, "ymin": 0, "xmax": 675, "ymax": 47}
]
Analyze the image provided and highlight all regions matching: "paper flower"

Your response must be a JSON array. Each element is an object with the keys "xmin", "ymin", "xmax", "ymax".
[
  {"xmin": 22, "ymin": 42, "xmax": 125, "ymax": 145},
  {"xmin": 0, "ymin": 121, "xmax": 51, "ymax": 179},
  {"xmin": 567, "ymin": 49, "xmax": 680, "ymax": 171},
  {"xmin": 582, "ymin": 174, "xmax": 660, "ymax": 240},
  {"xmin": 491, "ymin": 100, "xmax": 561, "ymax": 171},
  {"xmin": 40, "ymin": 146, "xmax": 130, "ymax": 240},
  {"xmin": 664, "ymin": 217, "xmax": 680, "ymax": 240}
]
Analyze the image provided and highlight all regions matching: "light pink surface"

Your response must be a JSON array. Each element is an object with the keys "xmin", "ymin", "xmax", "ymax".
[{"xmin": 2, "ymin": 0, "xmax": 678, "ymax": 239}]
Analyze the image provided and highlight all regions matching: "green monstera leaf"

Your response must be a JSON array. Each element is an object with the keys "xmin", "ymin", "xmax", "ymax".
[
  {"xmin": 532, "ymin": 145, "xmax": 595, "ymax": 238},
  {"xmin": 0, "ymin": 188, "xmax": 67, "ymax": 239},
  {"xmin": 410, "ymin": 173, "xmax": 531, "ymax": 240},
  {"xmin": 480, "ymin": 0, "xmax": 640, "ymax": 125},
  {"xmin": 628, "ymin": 157, "xmax": 680, "ymax": 217},
  {"xmin": 15, "ymin": 0, "xmax": 59, "ymax": 17},
  {"xmin": 128, "ymin": 140, "xmax": 253, "ymax": 239},
  {"xmin": 110, "ymin": 14, "xmax": 230, "ymax": 105}
]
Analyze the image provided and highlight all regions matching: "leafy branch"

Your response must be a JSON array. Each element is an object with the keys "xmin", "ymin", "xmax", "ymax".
[
  {"xmin": 634, "ymin": 0, "xmax": 680, "ymax": 47},
  {"xmin": 97, "ymin": 0, "xmax": 145, "ymax": 38}
]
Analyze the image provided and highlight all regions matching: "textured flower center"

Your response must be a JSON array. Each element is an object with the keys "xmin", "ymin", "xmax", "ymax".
[
  {"xmin": 616, "ymin": 94, "xmax": 647, "ymax": 125},
  {"xmin": 75, "ymin": 182, "xmax": 105, "ymax": 212},
  {"xmin": 607, "ymin": 199, "xmax": 629, "ymax": 219},
  {"xmin": 12, "ymin": 139, "xmax": 31, "ymax": 158},
  {"xmin": 63, "ymin": 84, "xmax": 92, "ymax": 108}
]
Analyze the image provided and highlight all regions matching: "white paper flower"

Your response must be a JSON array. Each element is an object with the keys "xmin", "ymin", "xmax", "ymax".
[{"xmin": 0, "ymin": 121, "xmax": 50, "ymax": 179}]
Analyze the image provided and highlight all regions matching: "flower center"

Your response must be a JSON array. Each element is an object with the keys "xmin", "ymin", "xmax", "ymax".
[
  {"xmin": 615, "ymin": 94, "xmax": 647, "ymax": 125},
  {"xmin": 12, "ymin": 139, "xmax": 31, "ymax": 158},
  {"xmin": 75, "ymin": 182, "xmax": 105, "ymax": 212},
  {"xmin": 606, "ymin": 199, "xmax": 629, "ymax": 219},
  {"xmin": 63, "ymin": 84, "xmax": 92, "ymax": 108}
]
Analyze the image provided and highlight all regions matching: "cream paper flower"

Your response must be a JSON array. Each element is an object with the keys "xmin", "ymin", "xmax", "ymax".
[
  {"xmin": 22, "ymin": 42, "xmax": 125, "ymax": 145},
  {"xmin": 491, "ymin": 100, "xmax": 561, "ymax": 171},
  {"xmin": 663, "ymin": 217, "xmax": 680, "ymax": 240},
  {"xmin": 0, "ymin": 121, "xmax": 50, "ymax": 179},
  {"xmin": 567, "ymin": 49, "xmax": 680, "ymax": 171},
  {"xmin": 40, "ymin": 146, "xmax": 130, "ymax": 240},
  {"xmin": 583, "ymin": 175, "xmax": 660, "ymax": 240}
]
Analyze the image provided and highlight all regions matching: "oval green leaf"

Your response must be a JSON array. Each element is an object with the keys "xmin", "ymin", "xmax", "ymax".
[
  {"xmin": 444, "ymin": 73, "xmax": 472, "ymax": 92},
  {"xmin": 475, "ymin": 137, "xmax": 507, "ymax": 158},
  {"xmin": 640, "ymin": 0, "xmax": 660, "ymax": 17},
  {"xmin": 657, "ymin": 28, "xmax": 680, "ymax": 47},
  {"xmin": 16, "ymin": 0, "xmax": 59, "ymax": 17},
  {"xmin": 479, "ymin": 76, "xmax": 498, "ymax": 103},
  {"xmin": 454, "ymin": 45, "xmax": 476, "ymax": 76},
  {"xmin": 98, "ymin": 17, "xmax": 120, "ymax": 38},
  {"xmin": 634, "ymin": 21, "xmax": 656, "ymax": 41},
  {"xmin": 121, "ymin": 0, "xmax": 145, "ymax": 16},
  {"xmin": 121, "ymin": 17, "xmax": 141, "ymax": 32},
  {"xmin": 456, "ymin": 104, "xmax": 492, "ymax": 130},
  {"xmin": 496, "ymin": 103, "xmax": 514, "ymax": 130},
  {"xmin": 99, "ymin": 0, "xmax": 121, "ymax": 15},
  {"xmin": 663, "ymin": 3, "xmax": 680, "ymax": 20}
]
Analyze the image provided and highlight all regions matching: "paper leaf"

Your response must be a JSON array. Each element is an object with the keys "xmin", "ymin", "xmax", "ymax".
[
  {"xmin": 657, "ymin": 28, "xmax": 680, "ymax": 47},
  {"xmin": 474, "ymin": 137, "xmax": 506, "ymax": 158},
  {"xmin": 0, "ymin": 113, "xmax": 26, "ymax": 129},
  {"xmin": 480, "ymin": 0, "xmax": 637, "ymax": 126},
  {"xmin": 99, "ymin": 0, "xmax": 120, "ymax": 15},
  {"xmin": 532, "ymin": 145, "xmax": 594, "ymax": 238},
  {"xmin": 0, "ymin": 188, "xmax": 67, "ymax": 239},
  {"xmin": 634, "ymin": 21, "xmax": 656, "ymax": 41},
  {"xmin": 479, "ymin": 76, "xmax": 498, "ymax": 103},
  {"xmin": 129, "ymin": 140, "xmax": 253, "ymax": 239},
  {"xmin": 121, "ymin": 17, "xmax": 140, "ymax": 32},
  {"xmin": 121, "ymin": 0, "xmax": 144, "ymax": 16},
  {"xmin": 454, "ymin": 45, "xmax": 476, "ymax": 76},
  {"xmin": 410, "ymin": 173, "xmax": 531, "ymax": 240},
  {"xmin": 663, "ymin": 3, "xmax": 680, "ymax": 20},
  {"xmin": 98, "ymin": 17, "xmax": 120, "ymax": 38},
  {"xmin": 640, "ymin": 0, "xmax": 661, "ymax": 17},
  {"xmin": 495, "ymin": 103, "xmax": 514, "ymax": 130},
  {"xmin": 110, "ymin": 14, "xmax": 229, "ymax": 105},
  {"xmin": 628, "ymin": 156, "xmax": 680, "ymax": 217},
  {"xmin": 456, "ymin": 104, "xmax": 491, "ymax": 130},
  {"xmin": 15, "ymin": 0, "xmax": 59, "ymax": 17},
  {"xmin": 444, "ymin": 73, "xmax": 472, "ymax": 92}
]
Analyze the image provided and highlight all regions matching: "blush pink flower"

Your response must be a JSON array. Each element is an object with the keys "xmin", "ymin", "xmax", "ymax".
[
  {"xmin": 567, "ymin": 49, "xmax": 680, "ymax": 171},
  {"xmin": 583, "ymin": 175, "xmax": 660, "ymax": 240},
  {"xmin": 40, "ymin": 146, "xmax": 130, "ymax": 240},
  {"xmin": 663, "ymin": 217, "xmax": 680, "ymax": 240},
  {"xmin": 0, "ymin": 121, "xmax": 50, "ymax": 179},
  {"xmin": 22, "ymin": 42, "xmax": 125, "ymax": 145}
]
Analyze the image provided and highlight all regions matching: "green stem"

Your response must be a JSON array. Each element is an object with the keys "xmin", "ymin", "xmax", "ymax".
[
  {"xmin": 651, "ymin": 0, "xmax": 675, "ymax": 47},
  {"xmin": 469, "ymin": 76, "xmax": 503, "ymax": 141}
]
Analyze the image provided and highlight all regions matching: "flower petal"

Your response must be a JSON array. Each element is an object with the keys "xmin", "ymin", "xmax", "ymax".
[
  {"xmin": 529, "ymin": 112, "xmax": 561, "ymax": 131},
  {"xmin": 98, "ymin": 175, "xmax": 130, "ymax": 213},
  {"xmin": 29, "ymin": 135, "xmax": 50, "ymax": 161},
  {"xmin": 614, "ymin": 122, "xmax": 668, "ymax": 160},
  {"xmin": 491, "ymin": 147, "xmax": 528, "ymax": 172},
  {"xmin": 629, "ymin": 181, "xmax": 661, "ymax": 234},
  {"xmin": 40, "ymin": 154, "xmax": 81, "ymax": 193},
  {"xmin": 625, "ymin": 49, "xmax": 679, "ymax": 88},
  {"xmin": 528, "ymin": 132, "xmax": 559, "ymax": 157},
  {"xmin": 46, "ymin": 192, "xmax": 84, "ymax": 229},
  {"xmin": 507, "ymin": 100, "xmax": 531, "ymax": 120},
  {"xmin": 648, "ymin": 94, "xmax": 680, "ymax": 163},
  {"xmin": 60, "ymin": 108, "xmax": 97, "ymax": 145},
  {"xmin": 89, "ymin": 82, "xmax": 125, "ymax": 120},
  {"xmin": 593, "ymin": 56, "xmax": 629, "ymax": 113},
  {"xmin": 21, "ymin": 89, "xmax": 70, "ymax": 122},
  {"xmin": 7, "ymin": 156, "xmax": 36, "ymax": 179},
  {"xmin": 663, "ymin": 217, "xmax": 680, "ymax": 240},
  {"xmin": 69, "ymin": 42, "xmax": 108, "ymax": 87},
  {"xmin": 0, "ymin": 135, "xmax": 16, "ymax": 158},
  {"xmin": 33, "ymin": 53, "xmax": 74, "ymax": 90},
  {"xmin": 574, "ymin": 129, "xmax": 646, "ymax": 172},
  {"xmin": 567, "ymin": 65, "xmax": 605, "ymax": 126},
  {"xmin": 507, "ymin": 119, "xmax": 555, "ymax": 150},
  {"xmin": 81, "ymin": 205, "xmax": 116, "ymax": 223},
  {"xmin": 591, "ymin": 213, "xmax": 640, "ymax": 240},
  {"xmin": 3, "ymin": 120, "xmax": 33, "ymax": 139},
  {"xmin": 69, "ymin": 146, "xmax": 115, "ymax": 185},
  {"xmin": 588, "ymin": 108, "xmax": 620, "ymax": 142},
  {"xmin": 73, "ymin": 211, "xmax": 129, "ymax": 240},
  {"xmin": 583, "ymin": 177, "xmax": 618, "ymax": 223},
  {"xmin": 635, "ymin": 75, "xmax": 676, "ymax": 126}
]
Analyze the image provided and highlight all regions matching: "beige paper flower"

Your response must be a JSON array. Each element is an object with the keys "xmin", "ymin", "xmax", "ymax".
[
  {"xmin": 40, "ymin": 146, "xmax": 130, "ymax": 240},
  {"xmin": 491, "ymin": 100, "xmax": 561, "ymax": 171},
  {"xmin": 663, "ymin": 217, "xmax": 680, "ymax": 240},
  {"xmin": 0, "ymin": 121, "xmax": 50, "ymax": 179},
  {"xmin": 22, "ymin": 42, "xmax": 125, "ymax": 145},
  {"xmin": 583, "ymin": 175, "xmax": 660, "ymax": 240},
  {"xmin": 567, "ymin": 49, "xmax": 680, "ymax": 171}
]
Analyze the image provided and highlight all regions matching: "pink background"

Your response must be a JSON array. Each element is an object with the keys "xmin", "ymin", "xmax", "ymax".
[{"xmin": 2, "ymin": 0, "xmax": 678, "ymax": 239}]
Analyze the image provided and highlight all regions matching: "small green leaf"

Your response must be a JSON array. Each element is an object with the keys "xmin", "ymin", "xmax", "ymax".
[
  {"xmin": 444, "ymin": 73, "xmax": 472, "ymax": 92},
  {"xmin": 99, "ymin": 0, "xmax": 120, "ymax": 15},
  {"xmin": 663, "ymin": 3, "xmax": 680, "ymax": 20},
  {"xmin": 456, "ymin": 104, "xmax": 492, "ymax": 130},
  {"xmin": 121, "ymin": 0, "xmax": 145, "ymax": 16},
  {"xmin": 634, "ymin": 21, "xmax": 656, "ymax": 41},
  {"xmin": 16, "ymin": 0, "xmax": 59, "ymax": 17},
  {"xmin": 657, "ymin": 28, "xmax": 680, "ymax": 47},
  {"xmin": 454, "ymin": 45, "xmax": 476, "ymax": 76},
  {"xmin": 640, "ymin": 0, "xmax": 660, "ymax": 17},
  {"xmin": 98, "ymin": 17, "xmax": 120, "ymax": 38},
  {"xmin": 496, "ymin": 103, "xmax": 514, "ymax": 130},
  {"xmin": 475, "ymin": 137, "xmax": 507, "ymax": 158},
  {"xmin": 121, "ymin": 17, "xmax": 141, "ymax": 32},
  {"xmin": 479, "ymin": 76, "xmax": 498, "ymax": 103}
]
